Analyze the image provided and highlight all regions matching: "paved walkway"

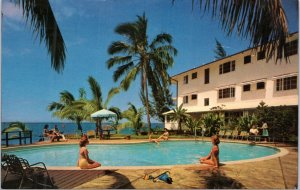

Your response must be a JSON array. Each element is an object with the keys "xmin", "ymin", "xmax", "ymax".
[{"xmin": 74, "ymin": 141, "xmax": 298, "ymax": 189}]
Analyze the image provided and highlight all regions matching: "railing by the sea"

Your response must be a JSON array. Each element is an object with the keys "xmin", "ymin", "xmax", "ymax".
[{"xmin": 1, "ymin": 131, "xmax": 33, "ymax": 147}]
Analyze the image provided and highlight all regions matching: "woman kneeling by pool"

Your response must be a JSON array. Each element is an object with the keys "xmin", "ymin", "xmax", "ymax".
[
  {"xmin": 78, "ymin": 134, "xmax": 101, "ymax": 169},
  {"xmin": 200, "ymin": 135, "xmax": 220, "ymax": 168}
]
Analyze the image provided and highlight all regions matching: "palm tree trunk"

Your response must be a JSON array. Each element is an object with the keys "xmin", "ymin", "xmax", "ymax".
[
  {"xmin": 76, "ymin": 119, "xmax": 83, "ymax": 133},
  {"xmin": 144, "ymin": 71, "xmax": 151, "ymax": 135}
]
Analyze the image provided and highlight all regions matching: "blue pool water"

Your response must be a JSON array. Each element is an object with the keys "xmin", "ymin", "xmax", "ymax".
[{"xmin": 2, "ymin": 141, "xmax": 279, "ymax": 166}]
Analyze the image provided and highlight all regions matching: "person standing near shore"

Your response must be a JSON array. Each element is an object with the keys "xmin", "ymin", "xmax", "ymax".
[{"xmin": 261, "ymin": 122, "xmax": 269, "ymax": 142}]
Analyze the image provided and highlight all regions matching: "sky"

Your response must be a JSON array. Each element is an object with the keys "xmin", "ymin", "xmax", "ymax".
[{"xmin": 1, "ymin": 0, "xmax": 299, "ymax": 123}]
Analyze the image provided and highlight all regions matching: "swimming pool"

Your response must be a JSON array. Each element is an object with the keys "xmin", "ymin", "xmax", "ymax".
[{"xmin": 2, "ymin": 141, "xmax": 280, "ymax": 166}]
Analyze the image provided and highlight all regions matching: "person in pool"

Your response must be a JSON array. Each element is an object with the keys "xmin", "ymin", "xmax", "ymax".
[
  {"xmin": 77, "ymin": 134, "xmax": 101, "ymax": 169},
  {"xmin": 199, "ymin": 135, "xmax": 220, "ymax": 169}
]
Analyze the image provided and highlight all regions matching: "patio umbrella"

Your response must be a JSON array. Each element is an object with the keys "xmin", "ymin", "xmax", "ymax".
[
  {"xmin": 91, "ymin": 109, "xmax": 117, "ymax": 119},
  {"xmin": 91, "ymin": 109, "xmax": 117, "ymax": 139}
]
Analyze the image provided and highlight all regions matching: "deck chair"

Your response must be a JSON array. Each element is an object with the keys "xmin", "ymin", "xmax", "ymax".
[
  {"xmin": 87, "ymin": 130, "xmax": 96, "ymax": 139},
  {"xmin": 218, "ymin": 130, "xmax": 226, "ymax": 138},
  {"xmin": 239, "ymin": 131, "xmax": 249, "ymax": 140},
  {"xmin": 231, "ymin": 130, "xmax": 239, "ymax": 140},
  {"xmin": 224, "ymin": 130, "xmax": 233, "ymax": 139},
  {"xmin": 2, "ymin": 154, "xmax": 55, "ymax": 189}
]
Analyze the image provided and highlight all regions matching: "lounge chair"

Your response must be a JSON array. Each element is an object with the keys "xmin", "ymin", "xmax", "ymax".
[
  {"xmin": 224, "ymin": 130, "xmax": 233, "ymax": 139},
  {"xmin": 231, "ymin": 130, "xmax": 239, "ymax": 140},
  {"xmin": 218, "ymin": 130, "xmax": 226, "ymax": 138},
  {"xmin": 239, "ymin": 131, "xmax": 249, "ymax": 140},
  {"xmin": 2, "ymin": 154, "xmax": 55, "ymax": 189},
  {"xmin": 87, "ymin": 130, "xmax": 96, "ymax": 139}
]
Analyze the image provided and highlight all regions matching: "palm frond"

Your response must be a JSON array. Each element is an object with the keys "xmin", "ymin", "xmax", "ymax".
[
  {"xmin": 106, "ymin": 55, "xmax": 133, "ymax": 69},
  {"xmin": 104, "ymin": 87, "xmax": 121, "ymax": 108},
  {"xmin": 120, "ymin": 67, "xmax": 138, "ymax": 91},
  {"xmin": 19, "ymin": 0, "xmax": 66, "ymax": 73},
  {"xmin": 196, "ymin": 0, "xmax": 289, "ymax": 61},
  {"xmin": 214, "ymin": 39, "xmax": 227, "ymax": 59},
  {"xmin": 107, "ymin": 41, "xmax": 131, "ymax": 55},
  {"xmin": 113, "ymin": 62, "xmax": 134, "ymax": 82},
  {"xmin": 88, "ymin": 76, "xmax": 103, "ymax": 110}
]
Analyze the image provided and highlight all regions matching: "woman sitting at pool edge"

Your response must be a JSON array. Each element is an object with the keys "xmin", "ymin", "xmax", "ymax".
[
  {"xmin": 157, "ymin": 128, "xmax": 169, "ymax": 141},
  {"xmin": 78, "ymin": 134, "xmax": 101, "ymax": 169},
  {"xmin": 199, "ymin": 135, "xmax": 220, "ymax": 169}
]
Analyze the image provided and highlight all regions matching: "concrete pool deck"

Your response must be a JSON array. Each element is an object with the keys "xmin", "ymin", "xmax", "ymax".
[{"xmin": 1, "ymin": 138, "xmax": 298, "ymax": 189}]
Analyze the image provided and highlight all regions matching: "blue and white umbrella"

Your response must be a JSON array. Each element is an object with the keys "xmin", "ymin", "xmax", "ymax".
[{"xmin": 91, "ymin": 109, "xmax": 117, "ymax": 119}]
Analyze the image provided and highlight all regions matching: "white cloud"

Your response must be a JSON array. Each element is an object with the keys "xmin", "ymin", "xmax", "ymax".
[{"xmin": 2, "ymin": 1, "xmax": 23, "ymax": 21}]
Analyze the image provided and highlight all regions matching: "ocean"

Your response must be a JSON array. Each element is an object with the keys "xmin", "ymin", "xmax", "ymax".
[{"xmin": 1, "ymin": 122, "xmax": 164, "ymax": 145}]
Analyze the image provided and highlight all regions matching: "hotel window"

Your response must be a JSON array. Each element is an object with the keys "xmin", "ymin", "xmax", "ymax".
[
  {"xmin": 276, "ymin": 76, "xmax": 297, "ymax": 91},
  {"xmin": 244, "ymin": 55, "xmax": 251, "ymax": 64},
  {"xmin": 183, "ymin": 96, "xmax": 189, "ymax": 104},
  {"xmin": 257, "ymin": 51, "xmax": 265, "ymax": 60},
  {"xmin": 183, "ymin": 75, "xmax": 188, "ymax": 84},
  {"xmin": 191, "ymin": 94, "xmax": 197, "ymax": 100},
  {"xmin": 256, "ymin": 82, "xmax": 265, "ymax": 90},
  {"xmin": 243, "ymin": 84, "xmax": 251, "ymax": 92},
  {"xmin": 219, "ymin": 61, "xmax": 235, "ymax": 74},
  {"xmin": 285, "ymin": 40, "xmax": 298, "ymax": 56},
  {"xmin": 219, "ymin": 87, "xmax": 235, "ymax": 99},
  {"xmin": 191, "ymin": 72, "xmax": 197, "ymax": 79},
  {"xmin": 204, "ymin": 98, "xmax": 209, "ymax": 106},
  {"xmin": 204, "ymin": 68, "xmax": 210, "ymax": 84}
]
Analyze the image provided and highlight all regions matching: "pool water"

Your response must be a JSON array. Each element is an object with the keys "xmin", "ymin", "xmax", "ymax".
[{"xmin": 2, "ymin": 141, "xmax": 279, "ymax": 166}]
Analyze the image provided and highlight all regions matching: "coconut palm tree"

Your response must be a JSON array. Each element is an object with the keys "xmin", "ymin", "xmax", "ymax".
[
  {"xmin": 12, "ymin": 0, "xmax": 66, "ymax": 73},
  {"xmin": 107, "ymin": 13, "xmax": 177, "ymax": 135},
  {"xmin": 169, "ymin": 103, "xmax": 190, "ymax": 134},
  {"xmin": 83, "ymin": 76, "xmax": 121, "ymax": 135},
  {"xmin": 48, "ymin": 90, "xmax": 86, "ymax": 131},
  {"xmin": 185, "ymin": 0, "xmax": 289, "ymax": 62},
  {"xmin": 121, "ymin": 103, "xmax": 145, "ymax": 135},
  {"xmin": 185, "ymin": 117, "xmax": 202, "ymax": 134}
]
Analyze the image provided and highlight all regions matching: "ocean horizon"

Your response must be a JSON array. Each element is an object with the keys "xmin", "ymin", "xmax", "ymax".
[{"xmin": 1, "ymin": 122, "xmax": 164, "ymax": 145}]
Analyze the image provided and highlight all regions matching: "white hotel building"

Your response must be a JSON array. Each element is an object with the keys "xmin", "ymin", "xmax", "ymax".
[{"xmin": 165, "ymin": 32, "xmax": 298, "ymax": 130}]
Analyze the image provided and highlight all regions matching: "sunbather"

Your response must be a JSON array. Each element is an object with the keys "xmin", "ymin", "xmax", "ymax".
[
  {"xmin": 157, "ymin": 128, "xmax": 169, "ymax": 141},
  {"xmin": 77, "ymin": 134, "xmax": 101, "ymax": 169},
  {"xmin": 53, "ymin": 125, "xmax": 67, "ymax": 141},
  {"xmin": 43, "ymin": 124, "xmax": 59, "ymax": 142},
  {"xmin": 199, "ymin": 135, "xmax": 220, "ymax": 169}
]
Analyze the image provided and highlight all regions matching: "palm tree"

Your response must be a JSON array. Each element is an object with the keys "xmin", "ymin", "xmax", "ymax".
[
  {"xmin": 201, "ymin": 113, "xmax": 225, "ymax": 136},
  {"xmin": 169, "ymin": 103, "xmax": 190, "ymax": 134},
  {"xmin": 12, "ymin": 0, "xmax": 66, "ymax": 73},
  {"xmin": 185, "ymin": 0, "xmax": 289, "ymax": 62},
  {"xmin": 121, "ymin": 103, "xmax": 145, "ymax": 135},
  {"xmin": 185, "ymin": 117, "xmax": 202, "ymax": 134},
  {"xmin": 83, "ymin": 76, "xmax": 120, "ymax": 135},
  {"xmin": 48, "ymin": 90, "xmax": 85, "ymax": 131},
  {"xmin": 214, "ymin": 39, "xmax": 227, "ymax": 60},
  {"xmin": 107, "ymin": 13, "xmax": 177, "ymax": 135},
  {"xmin": 2, "ymin": 122, "xmax": 31, "ymax": 144}
]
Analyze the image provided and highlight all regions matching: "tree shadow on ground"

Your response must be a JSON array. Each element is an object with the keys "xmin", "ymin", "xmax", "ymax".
[
  {"xmin": 196, "ymin": 169, "xmax": 245, "ymax": 189},
  {"xmin": 103, "ymin": 171, "xmax": 135, "ymax": 189}
]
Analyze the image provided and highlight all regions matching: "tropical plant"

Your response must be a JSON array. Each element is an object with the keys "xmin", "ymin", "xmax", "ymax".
[
  {"xmin": 185, "ymin": 117, "xmax": 202, "ymax": 134},
  {"xmin": 107, "ymin": 13, "xmax": 177, "ymax": 135},
  {"xmin": 183, "ymin": 0, "xmax": 289, "ymax": 62},
  {"xmin": 2, "ymin": 122, "xmax": 30, "ymax": 132},
  {"xmin": 169, "ymin": 103, "xmax": 190, "ymax": 134},
  {"xmin": 2, "ymin": 122, "xmax": 31, "ymax": 144},
  {"xmin": 81, "ymin": 76, "xmax": 121, "ymax": 134},
  {"xmin": 237, "ymin": 114, "xmax": 258, "ymax": 132},
  {"xmin": 48, "ymin": 90, "xmax": 86, "ymax": 131},
  {"xmin": 214, "ymin": 39, "xmax": 227, "ymax": 60},
  {"xmin": 121, "ymin": 103, "xmax": 145, "ymax": 135},
  {"xmin": 201, "ymin": 113, "xmax": 224, "ymax": 136},
  {"xmin": 12, "ymin": 0, "xmax": 66, "ymax": 73}
]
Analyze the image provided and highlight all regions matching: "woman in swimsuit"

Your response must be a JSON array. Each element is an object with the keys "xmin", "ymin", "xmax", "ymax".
[
  {"xmin": 78, "ymin": 134, "xmax": 101, "ymax": 169},
  {"xmin": 157, "ymin": 128, "xmax": 169, "ymax": 141},
  {"xmin": 199, "ymin": 135, "xmax": 220, "ymax": 168}
]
